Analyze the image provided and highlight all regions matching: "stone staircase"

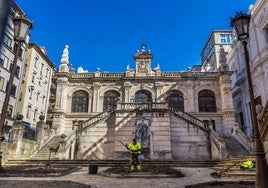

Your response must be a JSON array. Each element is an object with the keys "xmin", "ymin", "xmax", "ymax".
[
  {"xmin": 223, "ymin": 136, "xmax": 252, "ymax": 158},
  {"xmin": 30, "ymin": 135, "xmax": 62, "ymax": 160},
  {"xmin": 211, "ymin": 157, "xmax": 255, "ymax": 180},
  {"xmin": 6, "ymin": 159, "xmax": 218, "ymax": 168}
]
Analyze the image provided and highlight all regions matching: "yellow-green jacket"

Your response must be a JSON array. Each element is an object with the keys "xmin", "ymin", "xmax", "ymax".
[{"xmin": 127, "ymin": 142, "xmax": 141, "ymax": 154}]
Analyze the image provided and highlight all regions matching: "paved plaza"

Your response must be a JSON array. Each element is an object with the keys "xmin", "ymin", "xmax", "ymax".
[{"xmin": 0, "ymin": 167, "xmax": 252, "ymax": 188}]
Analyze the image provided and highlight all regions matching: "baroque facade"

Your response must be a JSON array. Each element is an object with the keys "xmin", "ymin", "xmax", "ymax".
[{"xmin": 48, "ymin": 44, "xmax": 236, "ymax": 160}]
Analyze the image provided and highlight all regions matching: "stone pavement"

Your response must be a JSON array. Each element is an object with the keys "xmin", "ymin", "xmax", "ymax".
[{"xmin": 0, "ymin": 167, "xmax": 251, "ymax": 188}]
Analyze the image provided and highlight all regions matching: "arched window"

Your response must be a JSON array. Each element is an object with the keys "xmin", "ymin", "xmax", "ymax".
[
  {"xmin": 198, "ymin": 90, "xmax": 217, "ymax": 112},
  {"xmin": 71, "ymin": 91, "xmax": 89, "ymax": 112},
  {"xmin": 165, "ymin": 90, "xmax": 184, "ymax": 111},
  {"xmin": 103, "ymin": 90, "xmax": 120, "ymax": 110},
  {"xmin": 135, "ymin": 90, "xmax": 152, "ymax": 102}
]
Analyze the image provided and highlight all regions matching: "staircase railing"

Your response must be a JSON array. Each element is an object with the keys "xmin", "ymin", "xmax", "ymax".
[
  {"xmin": 79, "ymin": 105, "xmax": 117, "ymax": 133},
  {"xmin": 258, "ymin": 101, "xmax": 268, "ymax": 138},
  {"xmin": 170, "ymin": 107, "xmax": 209, "ymax": 132},
  {"xmin": 209, "ymin": 128, "xmax": 228, "ymax": 159},
  {"xmin": 30, "ymin": 135, "xmax": 60, "ymax": 159},
  {"xmin": 231, "ymin": 124, "xmax": 253, "ymax": 153}
]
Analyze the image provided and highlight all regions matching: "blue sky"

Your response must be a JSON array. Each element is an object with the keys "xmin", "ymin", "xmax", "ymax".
[{"xmin": 15, "ymin": 0, "xmax": 255, "ymax": 72}]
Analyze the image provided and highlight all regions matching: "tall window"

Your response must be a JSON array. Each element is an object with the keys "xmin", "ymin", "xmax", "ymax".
[
  {"xmin": 103, "ymin": 90, "xmax": 120, "ymax": 110},
  {"xmin": 0, "ymin": 77, "xmax": 4, "ymax": 90},
  {"xmin": 135, "ymin": 90, "xmax": 152, "ymax": 102},
  {"xmin": 198, "ymin": 90, "xmax": 217, "ymax": 112},
  {"xmin": 265, "ymin": 27, "xmax": 268, "ymax": 44},
  {"xmin": 165, "ymin": 90, "xmax": 184, "ymax": 111},
  {"xmin": 26, "ymin": 105, "xmax": 32, "ymax": 119},
  {"xmin": 7, "ymin": 105, "xmax": 13, "ymax": 118},
  {"xmin": 71, "ymin": 91, "xmax": 89, "ymax": 112},
  {"xmin": 6, "ymin": 82, "xmax": 16, "ymax": 96},
  {"xmin": 3, "ymin": 34, "xmax": 12, "ymax": 48}
]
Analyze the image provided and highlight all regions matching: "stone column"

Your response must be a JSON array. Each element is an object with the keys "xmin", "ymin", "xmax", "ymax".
[
  {"xmin": 218, "ymin": 72, "xmax": 236, "ymax": 136},
  {"xmin": 58, "ymin": 134, "xmax": 67, "ymax": 159},
  {"xmin": 11, "ymin": 114, "xmax": 24, "ymax": 158},
  {"xmin": 123, "ymin": 82, "xmax": 132, "ymax": 102},
  {"xmin": 36, "ymin": 115, "xmax": 49, "ymax": 145},
  {"xmin": 92, "ymin": 82, "xmax": 101, "ymax": 112},
  {"xmin": 154, "ymin": 82, "xmax": 163, "ymax": 102}
]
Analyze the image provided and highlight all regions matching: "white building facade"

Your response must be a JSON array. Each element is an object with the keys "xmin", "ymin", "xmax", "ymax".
[
  {"xmin": 17, "ymin": 43, "xmax": 55, "ymax": 130},
  {"xmin": 0, "ymin": 2, "xmax": 31, "ymax": 139},
  {"xmin": 229, "ymin": 0, "xmax": 268, "ymax": 137}
]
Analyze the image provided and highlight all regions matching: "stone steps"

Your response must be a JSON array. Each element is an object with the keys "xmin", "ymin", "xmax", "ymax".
[
  {"xmin": 30, "ymin": 135, "xmax": 61, "ymax": 160},
  {"xmin": 211, "ymin": 156, "xmax": 255, "ymax": 180},
  {"xmin": 5, "ymin": 159, "xmax": 219, "ymax": 167},
  {"xmin": 223, "ymin": 136, "xmax": 251, "ymax": 158}
]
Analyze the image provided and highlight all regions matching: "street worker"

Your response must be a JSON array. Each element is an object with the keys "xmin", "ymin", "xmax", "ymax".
[
  {"xmin": 240, "ymin": 160, "xmax": 255, "ymax": 170},
  {"xmin": 126, "ymin": 138, "xmax": 141, "ymax": 171}
]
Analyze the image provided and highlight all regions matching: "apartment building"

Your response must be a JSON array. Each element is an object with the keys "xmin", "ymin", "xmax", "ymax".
[
  {"xmin": 0, "ymin": 2, "xmax": 31, "ymax": 139},
  {"xmin": 200, "ymin": 30, "xmax": 233, "ymax": 72},
  {"xmin": 17, "ymin": 43, "xmax": 55, "ymax": 130}
]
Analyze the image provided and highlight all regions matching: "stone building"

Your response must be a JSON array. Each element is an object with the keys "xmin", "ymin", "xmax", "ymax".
[
  {"xmin": 229, "ymin": 0, "xmax": 268, "ymax": 137},
  {"xmin": 228, "ymin": 0, "xmax": 268, "ymax": 155},
  {"xmin": 200, "ymin": 30, "xmax": 233, "ymax": 72},
  {"xmin": 47, "ymin": 44, "xmax": 236, "ymax": 160}
]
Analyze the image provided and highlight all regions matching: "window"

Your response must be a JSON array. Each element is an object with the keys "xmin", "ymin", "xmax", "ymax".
[
  {"xmin": 13, "ymin": 44, "xmax": 23, "ymax": 58},
  {"xmin": 71, "ymin": 91, "xmax": 89, "ymax": 112},
  {"xmin": 220, "ymin": 34, "xmax": 232, "ymax": 44},
  {"xmin": 265, "ymin": 27, "xmax": 268, "ymax": 44},
  {"xmin": 103, "ymin": 90, "xmax": 120, "ymax": 110},
  {"xmin": 42, "ymin": 95, "xmax": 46, "ymax": 104},
  {"xmin": 29, "ymin": 86, "xmax": 34, "ymax": 99},
  {"xmin": 3, "ymin": 34, "xmax": 12, "ymax": 48},
  {"xmin": 135, "ymin": 90, "xmax": 152, "ymax": 103},
  {"xmin": 40, "ymin": 63, "xmax": 44, "ymax": 78},
  {"xmin": 46, "ymin": 68, "xmax": 50, "ymax": 77},
  {"xmin": 33, "ymin": 109, "xmax": 38, "ymax": 121},
  {"xmin": 7, "ymin": 105, "xmax": 13, "ymax": 118},
  {"xmin": 15, "ymin": 66, "xmax": 20, "ymax": 77},
  {"xmin": 0, "ymin": 56, "xmax": 4, "ymax": 67},
  {"xmin": 26, "ymin": 105, "xmax": 32, "ymax": 119},
  {"xmin": 198, "ymin": 90, "xmax": 217, "ymax": 112},
  {"xmin": 9, "ymin": 62, "xmax": 13, "ymax": 72},
  {"xmin": 0, "ymin": 53, "xmax": 8, "ymax": 68},
  {"xmin": 34, "ymin": 56, "xmax": 39, "ymax": 67},
  {"xmin": 6, "ymin": 82, "xmax": 16, "ymax": 96},
  {"xmin": 165, "ymin": 90, "xmax": 184, "ymax": 111},
  {"xmin": 36, "ymin": 92, "xmax": 40, "ymax": 101},
  {"xmin": 32, "ymin": 75, "xmax": 35, "ymax": 83},
  {"xmin": 0, "ymin": 77, "xmax": 4, "ymax": 90}
]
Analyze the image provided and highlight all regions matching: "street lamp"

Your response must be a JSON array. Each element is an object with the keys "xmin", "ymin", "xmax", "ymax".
[
  {"xmin": 0, "ymin": 14, "xmax": 32, "ymax": 138},
  {"xmin": 231, "ymin": 12, "xmax": 268, "ymax": 188}
]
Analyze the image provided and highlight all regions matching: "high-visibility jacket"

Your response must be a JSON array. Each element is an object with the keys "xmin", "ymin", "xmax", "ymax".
[
  {"xmin": 242, "ymin": 160, "xmax": 254, "ymax": 169},
  {"xmin": 127, "ymin": 142, "xmax": 141, "ymax": 154}
]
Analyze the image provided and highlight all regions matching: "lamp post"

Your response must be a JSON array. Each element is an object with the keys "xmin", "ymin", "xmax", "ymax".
[
  {"xmin": 231, "ymin": 12, "xmax": 268, "ymax": 188},
  {"xmin": 0, "ymin": 14, "xmax": 32, "ymax": 138}
]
